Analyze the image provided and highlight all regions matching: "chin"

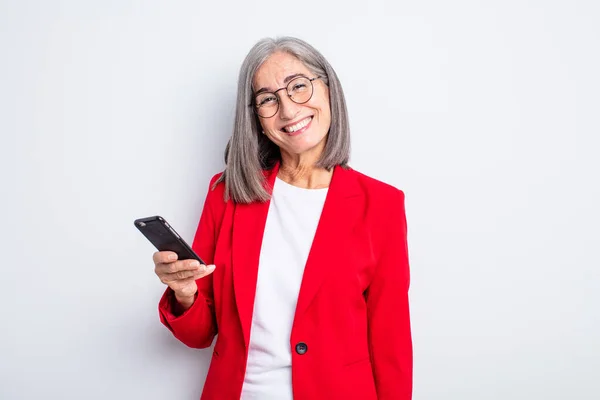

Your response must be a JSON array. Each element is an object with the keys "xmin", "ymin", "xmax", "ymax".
[{"xmin": 277, "ymin": 129, "xmax": 328, "ymax": 155}]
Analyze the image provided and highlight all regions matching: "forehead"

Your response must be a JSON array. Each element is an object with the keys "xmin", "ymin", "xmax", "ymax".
[{"xmin": 253, "ymin": 52, "xmax": 312, "ymax": 90}]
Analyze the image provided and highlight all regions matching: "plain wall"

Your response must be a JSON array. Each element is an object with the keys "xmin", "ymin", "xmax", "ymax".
[{"xmin": 1, "ymin": 0, "xmax": 599, "ymax": 399}]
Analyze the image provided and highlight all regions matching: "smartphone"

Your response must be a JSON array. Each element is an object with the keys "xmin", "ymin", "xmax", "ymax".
[{"xmin": 134, "ymin": 215, "xmax": 205, "ymax": 264}]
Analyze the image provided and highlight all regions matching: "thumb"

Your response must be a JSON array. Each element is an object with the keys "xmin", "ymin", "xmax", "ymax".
[{"xmin": 198, "ymin": 264, "xmax": 216, "ymax": 278}]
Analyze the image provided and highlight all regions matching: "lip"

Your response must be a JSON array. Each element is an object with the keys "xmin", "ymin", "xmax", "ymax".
[{"xmin": 281, "ymin": 116, "xmax": 313, "ymax": 136}]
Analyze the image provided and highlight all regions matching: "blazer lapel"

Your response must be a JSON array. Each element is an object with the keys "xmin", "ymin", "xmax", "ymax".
[
  {"xmin": 231, "ymin": 163, "xmax": 279, "ymax": 347},
  {"xmin": 232, "ymin": 163, "xmax": 362, "ymax": 347},
  {"xmin": 292, "ymin": 165, "xmax": 362, "ymax": 326}
]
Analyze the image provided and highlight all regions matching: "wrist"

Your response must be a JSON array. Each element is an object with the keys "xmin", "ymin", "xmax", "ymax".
[{"xmin": 173, "ymin": 291, "xmax": 197, "ymax": 312}]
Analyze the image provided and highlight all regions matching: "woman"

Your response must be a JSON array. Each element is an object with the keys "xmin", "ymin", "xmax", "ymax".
[{"xmin": 153, "ymin": 37, "xmax": 412, "ymax": 400}]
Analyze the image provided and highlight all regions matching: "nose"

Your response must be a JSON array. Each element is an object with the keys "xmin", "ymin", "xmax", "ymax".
[{"xmin": 278, "ymin": 93, "xmax": 300, "ymax": 120}]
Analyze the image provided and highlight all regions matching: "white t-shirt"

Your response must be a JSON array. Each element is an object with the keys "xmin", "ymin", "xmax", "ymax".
[{"xmin": 240, "ymin": 177, "xmax": 328, "ymax": 400}]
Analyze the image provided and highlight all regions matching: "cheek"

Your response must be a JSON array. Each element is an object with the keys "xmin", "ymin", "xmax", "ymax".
[
  {"xmin": 260, "ymin": 119, "xmax": 277, "ymax": 133},
  {"xmin": 318, "ymin": 99, "xmax": 332, "ymax": 127},
  {"xmin": 315, "ymin": 92, "xmax": 331, "ymax": 121},
  {"xmin": 324, "ymin": 104, "xmax": 332, "ymax": 121}
]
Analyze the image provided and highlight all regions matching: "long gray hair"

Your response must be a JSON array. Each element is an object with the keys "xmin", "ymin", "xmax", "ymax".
[{"xmin": 214, "ymin": 36, "xmax": 351, "ymax": 203}]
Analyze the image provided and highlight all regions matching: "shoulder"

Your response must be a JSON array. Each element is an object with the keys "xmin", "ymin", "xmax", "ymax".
[
  {"xmin": 209, "ymin": 171, "xmax": 224, "ymax": 187},
  {"xmin": 346, "ymin": 166, "xmax": 405, "ymax": 206},
  {"xmin": 205, "ymin": 171, "xmax": 226, "ymax": 205},
  {"xmin": 345, "ymin": 168, "xmax": 408, "ymax": 249},
  {"xmin": 344, "ymin": 167, "xmax": 408, "ymax": 251}
]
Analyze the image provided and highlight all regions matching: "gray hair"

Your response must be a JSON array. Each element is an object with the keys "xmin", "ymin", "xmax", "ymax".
[{"xmin": 215, "ymin": 36, "xmax": 351, "ymax": 203}]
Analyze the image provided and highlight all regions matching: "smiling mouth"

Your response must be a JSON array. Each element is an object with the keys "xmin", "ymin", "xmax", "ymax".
[{"xmin": 282, "ymin": 116, "xmax": 313, "ymax": 133}]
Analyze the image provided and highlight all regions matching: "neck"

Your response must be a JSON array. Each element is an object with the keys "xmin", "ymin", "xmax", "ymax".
[{"xmin": 278, "ymin": 149, "xmax": 333, "ymax": 189}]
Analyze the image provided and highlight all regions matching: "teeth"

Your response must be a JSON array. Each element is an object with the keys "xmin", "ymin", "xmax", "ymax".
[{"xmin": 285, "ymin": 117, "xmax": 311, "ymax": 133}]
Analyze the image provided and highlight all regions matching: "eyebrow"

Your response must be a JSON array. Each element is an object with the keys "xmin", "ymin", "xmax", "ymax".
[{"xmin": 254, "ymin": 73, "xmax": 308, "ymax": 95}]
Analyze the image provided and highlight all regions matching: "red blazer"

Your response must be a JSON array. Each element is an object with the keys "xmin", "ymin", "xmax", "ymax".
[{"xmin": 159, "ymin": 162, "xmax": 412, "ymax": 400}]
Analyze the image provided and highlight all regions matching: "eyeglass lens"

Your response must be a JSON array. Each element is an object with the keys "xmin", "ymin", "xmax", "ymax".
[{"xmin": 254, "ymin": 77, "xmax": 314, "ymax": 118}]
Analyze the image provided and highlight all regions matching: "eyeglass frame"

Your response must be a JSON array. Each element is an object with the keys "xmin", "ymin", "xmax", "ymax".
[{"xmin": 248, "ymin": 75, "xmax": 322, "ymax": 118}]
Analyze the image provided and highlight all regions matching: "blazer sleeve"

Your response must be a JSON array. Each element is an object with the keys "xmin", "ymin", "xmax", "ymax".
[
  {"xmin": 157, "ymin": 173, "xmax": 223, "ymax": 349},
  {"xmin": 367, "ymin": 189, "xmax": 413, "ymax": 399}
]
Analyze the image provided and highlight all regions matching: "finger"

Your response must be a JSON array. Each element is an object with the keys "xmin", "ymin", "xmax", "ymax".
[
  {"xmin": 166, "ymin": 264, "xmax": 216, "ymax": 282},
  {"xmin": 153, "ymin": 251, "xmax": 178, "ymax": 265},
  {"xmin": 161, "ymin": 268, "xmax": 201, "ymax": 283},
  {"xmin": 195, "ymin": 264, "xmax": 216, "ymax": 279},
  {"xmin": 169, "ymin": 260, "xmax": 203, "ymax": 273},
  {"xmin": 156, "ymin": 259, "xmax": 202, "ymax": 275}
]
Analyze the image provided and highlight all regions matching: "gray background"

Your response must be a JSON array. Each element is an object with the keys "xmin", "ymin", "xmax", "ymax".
[{"xmin": 1, "ymin": 0, "xmax": 599, "ymax": 399}]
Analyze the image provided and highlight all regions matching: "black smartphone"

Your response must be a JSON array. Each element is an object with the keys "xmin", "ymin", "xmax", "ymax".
[{"xmin": 134, "ymin": 215, "xmax": 205, "ymax": 264}]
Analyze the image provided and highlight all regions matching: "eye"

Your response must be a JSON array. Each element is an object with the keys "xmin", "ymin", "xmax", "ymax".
[
  {"xmin": 257, "ymin": 95, "xmax": 277, "ymax": 106},
  {"xmin": 292, "ymin": 83, "xmax": 307, "ymax": 91}
]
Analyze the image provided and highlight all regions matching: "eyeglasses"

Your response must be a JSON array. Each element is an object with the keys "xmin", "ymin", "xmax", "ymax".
[{"xmin": 250, "ymin": 76, "xmax": 322, "ymax": 118}]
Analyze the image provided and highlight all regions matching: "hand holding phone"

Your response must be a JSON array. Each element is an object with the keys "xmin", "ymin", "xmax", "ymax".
[
  {"xmin": 152, "ymin": 251, "xmax": 215, "ymax": 310},
  {"xmin": 135, "ymin": 216, "xmax": 215, "ymax": 310}
]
